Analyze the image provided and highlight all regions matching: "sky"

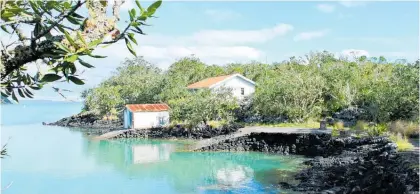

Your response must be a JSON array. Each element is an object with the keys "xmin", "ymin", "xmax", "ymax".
[{"xmin": 5, "ymin": 0, "xmax": 419, "ymax": 101}]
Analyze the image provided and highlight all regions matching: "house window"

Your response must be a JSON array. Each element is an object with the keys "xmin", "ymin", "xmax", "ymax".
[{"xmin": 241, "ymin": 88, "xmax": 245, "ymax": 95}]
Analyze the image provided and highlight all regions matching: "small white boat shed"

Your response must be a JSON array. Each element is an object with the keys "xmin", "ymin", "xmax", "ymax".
[{"xmin": 123, "ymin": 104, "xmax": 170, "ymax": 129}]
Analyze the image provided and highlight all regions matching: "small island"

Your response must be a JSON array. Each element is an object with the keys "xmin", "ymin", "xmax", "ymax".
[{"xmin": 47, "ymin": 55, "xmax": 419, "ymax": 193}]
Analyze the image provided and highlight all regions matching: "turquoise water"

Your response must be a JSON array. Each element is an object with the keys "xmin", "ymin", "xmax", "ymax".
[{"xmin": 1, "ymin": 101, "xmax": 303, "ymax": 194}]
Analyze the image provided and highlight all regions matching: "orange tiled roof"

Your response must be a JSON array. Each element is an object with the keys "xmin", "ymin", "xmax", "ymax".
[
  {"xmin": 126, "ymin": 104, "xmax": 170, "ymax": 112},
  {"xmin": 187, "ymin": 74, "xmax": 234, "ymax": 89}
]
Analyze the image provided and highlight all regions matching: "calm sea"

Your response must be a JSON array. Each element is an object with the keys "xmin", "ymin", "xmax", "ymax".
[{"xmin": 1, "ymin": 100, "xmax": 302, "ymax": 194}]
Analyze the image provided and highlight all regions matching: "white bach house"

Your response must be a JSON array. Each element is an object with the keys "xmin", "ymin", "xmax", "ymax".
[
  {"xmin": 123, "ymin": 104, "xmax": 170, "ymax": 129},
  {"xmin": 187, "ymin": 73, "xmax": 256, "ymax": 100}
]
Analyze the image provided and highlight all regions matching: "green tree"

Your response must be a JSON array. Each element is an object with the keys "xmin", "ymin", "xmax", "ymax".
[
  {"xmin": 84, "ymin": 85, "xmax": 123, "ymax": 118},
  {"xmin": 160, "ymin": 56, "xmax": 207, "ymax": 101},
  {"xmin": 83, "ymin": 57, "xmax": 164, "ymax": 113},
  {"xmin": 170, "ymin": 88, "xmax": 239, "ymax": 125},
  {"xmin": 254, "ymin": 64, "xmax": 326, "ymax": 122},
  {"xmin": 0, "ymin": 0, "xmax": 162, "ymax": 102}
]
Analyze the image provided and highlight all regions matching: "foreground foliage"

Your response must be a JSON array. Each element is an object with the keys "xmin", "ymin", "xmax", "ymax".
[
  {"xmin": 83, "ymin": 52, "xmax": 419, "ymax": 126},
  {"xmin": 1, "ymin": 0, "xmax": 162, "ymax": 102}
]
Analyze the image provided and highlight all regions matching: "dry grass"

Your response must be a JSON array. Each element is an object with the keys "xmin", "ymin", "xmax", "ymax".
[
  {"xmin": 208, "ymin": 120, "xmax": 227, "ymax": 128},
  {"xmin": 388, "ymin": 120, "xmax": 419, "ymax": 137},
  {"xmin": 389, "ymin": 133, "xmax": 415, "ymax": 151},
  {"xmin": 251, "ymin": 120, "xmax": 320, "ymax": 128}
]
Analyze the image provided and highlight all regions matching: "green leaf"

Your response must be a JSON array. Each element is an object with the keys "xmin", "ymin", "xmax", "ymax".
[
  {"xmin": 26, "ymin": 74, "xmax": 32, "ymax": 85},
  {"xmin": 78, "ymin": 59, "xmax": 94, "ymax": 68},
  {"xmin": 77, "ymin": 31, "xmax": 86, "ymax": 46},
  {"xmin": 137, "ymin": 15, "xmax": 148, "ymax": 21},
  {"xmin": 29, "ymin": 86, "xmax": 41, "ymax": 90},
  {"xmin": 68, "ymin": 76, "xmax": 85, "ymax": 85},
  {"xmin": 133, "ymin": 26, "xmax": 145, "ymax": 35},
  {"xmin": 1, "ymin": 12, "xmax": 14, "ymax": 19},
  {"xmin": 88, "ymin": 37, "xmax": 104, "ymax": 48},
  {"xmin": 100, "ymin": 0, "xmax": 107, "ymax": 6},
  {"xmin": 29, "ymin": 1, "xmax": 40, "ymax": 15},
  {"xmin": 17, "ymin": 88, "xmax": 25, "ymax": 98},
  {"xmin": 71, "ymin": 12, "xmax": 84, "ymax": 19},
  {"xmin": 87, "ymin": 53, "xmax": 107, "ymax": 58},
  {"xmin": 1, "ymin": 26, "xmax": 10, "ymax": 34},
  {"xmin": 11, "ymin": 91, "xmax": 18, "ymax": 102},
  {"xmin": 69, "ymin": 64, "xmax": 76, "ymax": 74},
  {"xmin": 63, "ymin": 30, "xmax": 77, "ymax": 47},
  {"xmin": 54, "ymin": 42, "xmax": 71, "ymax": 53},
  {"xmin": 24, "ymin": 88, "xmax": 34, "ymax": 96},
  {"xmin": 57, "ymin": 25, "xmax": 66, "ymax": 33},
  {"xmin": 125, "ymin": 38, "xmax": 136, "ymax": 56},
  {"xmin": 80, "ymin": 19, "xmax": 88, "ymax": 31},
  {"xmin": 23, "ymin": 89, "xmax": 33, "ymax": 98},
  {"xmin": 67, "ymin": 16, "xmax": 81, "ymax": 25},
  {"xmin": 41, "ymin": 74, "xmax": 62, "ymax": 82},
  {"xmin": 135, "ymin": 0, "xmax": 142, "ymax": 10},
  {"xmin": 129, "ymin": 9, "xmax": 135, "ymax": 21},
  {"xmin": 147, "ymin": 0, "xmax": 162, "ymax": 16},
  {"xmin": 130, "ymin": 21, "xmax": 140, "ymax": 27},
  {"xmin": 64, "ymin": 55, "xmax": 78, "ymax": 63},
  {"xmin": 127, "ymin": 33, "xmax": 137, "ymax": 45},
  {"xmin": 34, "ymin": 23, "xmax": 41, "ymax": 37},
  {"xmin": 1, "ymin": 91, "xmax": 9, "ymax": 97}
]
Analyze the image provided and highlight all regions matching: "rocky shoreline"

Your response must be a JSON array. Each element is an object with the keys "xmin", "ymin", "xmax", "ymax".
[
  {"xmin": 45, "ymin": 112, "xmax": 243, "ymax": 139},
  {"xmin": 45, "ymin": 111, "xmax": 124, "ymax": 130}
]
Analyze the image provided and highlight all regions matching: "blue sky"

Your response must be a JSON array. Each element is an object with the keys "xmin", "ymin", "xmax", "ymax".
[{"xmin": 12, "ymin": 0, "xmax": 419, "ymax": 101}]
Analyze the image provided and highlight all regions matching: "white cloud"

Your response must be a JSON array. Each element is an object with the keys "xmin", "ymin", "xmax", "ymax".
[
  {"xmin": 192, "ymin": 23, "xmax": 294, "ymax": 45},
  {"xmin": 339, "ymin": 0, "xmax": 367, "ymax": 7},
  {"xmin": 204, "ymin": 9, "xmax": 242, "ymax": 21},
  {"xmin": 294, "ymin": 29, "xmax": 330, "ymax": 41},
  {"xmin": 138, "ymin": 45, "xmax": 263, "ymax": 68},
  {"xmin": 91, "ymin": 38, "xmax": 263, "ymax": 69},
  {"xmin": 340, "ymin": 49, "xmax": 370, "ymax": 58},
  {"xmin": 316, "ymin": 4, "xmax": 336, "ymax": 13}
]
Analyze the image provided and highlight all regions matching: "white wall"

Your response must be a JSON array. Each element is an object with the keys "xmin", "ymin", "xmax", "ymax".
[
  {"xmin": 212, "ymin": 76, "xmax": 255, "ymax": 100},
  {"xmin": 132, "ymin": 111, "xmax": 170, "ymax": 129}
]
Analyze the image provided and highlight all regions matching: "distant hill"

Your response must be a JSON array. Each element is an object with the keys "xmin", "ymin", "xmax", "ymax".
[{"xmin": 1, "ymin": 96, "xmax": 12, "ymax": 104}]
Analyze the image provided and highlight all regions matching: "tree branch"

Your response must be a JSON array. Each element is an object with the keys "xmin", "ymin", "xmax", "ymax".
[
  {"xmin": 101, "ymin": 25, "xmax": 130, "ymax": 44},
  {"xmin": 1, "ymin": 35, "xmax": 64, "ymax": 80},
  {"xmin": 33, "ymin": 0, "xmax": 86, "ymax": 41}
]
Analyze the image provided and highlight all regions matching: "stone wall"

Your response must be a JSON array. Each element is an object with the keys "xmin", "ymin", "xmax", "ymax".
[{"xmin": 198, "ymin": 132, "xmax": 333, "ymax": 156}]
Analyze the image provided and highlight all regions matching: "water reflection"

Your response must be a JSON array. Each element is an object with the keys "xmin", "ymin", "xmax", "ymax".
[
  {"xmin": 129, "ymin": 144, "xmax": 175, "ymax": 164},
  {"xmin": 83, "ymin": 138, "xmax": 304, "ymax": 193}
]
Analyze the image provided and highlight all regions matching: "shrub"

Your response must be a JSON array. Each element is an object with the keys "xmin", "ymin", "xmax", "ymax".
[
  {"xmin": 366, "ymin": 123, "xmax": 388, "ymax": 136},
  {"xmin": 333, "ymin": 121, "xmax": 344, "ymax": 131},
  {"xmin": 331, "ymin": 128, "xmax": 339, "ymax": 137},
  {"xmin": 352, "ymin": 120, "xmax": 367, "ymax": 131},
  {"xmin": 389, "ymin": 133, "xmax": 415, "ymax": 151}
]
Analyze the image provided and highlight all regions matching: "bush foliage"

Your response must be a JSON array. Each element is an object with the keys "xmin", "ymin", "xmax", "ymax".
[{"xmin": 82, "ymin": 52, "xmax": 419, "ymax": 126}]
